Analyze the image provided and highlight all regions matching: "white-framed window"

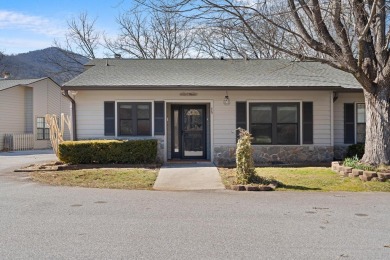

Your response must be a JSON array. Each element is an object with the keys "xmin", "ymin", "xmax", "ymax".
[
  {"xmin": 356, "ymin": 103, "xmax": 366, "ymax": 143},
  {"xmin": 249, "ymin": 102, "xmax": 300, "ymax": 145},
  {"xmin": 117, "ymin": 102, "xmax": 152, "ymax": 136},
  {"xmin": 36, "ymin": 117, "xmax": 50, "ymax": 140}
]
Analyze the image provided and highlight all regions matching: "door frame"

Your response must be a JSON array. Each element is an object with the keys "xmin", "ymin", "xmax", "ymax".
[{"xmin": 171, "ymin": 104, "xmax": 207, "ymax": 159}]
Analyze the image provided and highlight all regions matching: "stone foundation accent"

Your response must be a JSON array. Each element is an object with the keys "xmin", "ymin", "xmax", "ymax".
[
  {"xmin": 214, "ymin": 145, "xmax": 334, "ymax": 166},
  {"xmin": 334, "ymin": 145, "xmax": 349, "ymax": 160},
  {"xmin": 156, "ymin": 137, "xmax": 165, "ymax": 164}
]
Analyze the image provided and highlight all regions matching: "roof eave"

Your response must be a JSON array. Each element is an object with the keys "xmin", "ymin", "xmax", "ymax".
[{"xmin": 61, "ymin": 85, "xmax": 363, "ymax": 92}]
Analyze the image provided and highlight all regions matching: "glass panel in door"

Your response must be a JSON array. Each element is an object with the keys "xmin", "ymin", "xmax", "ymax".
[{"xmin": 182, "ymin": 107, "xmax": 205, "ymax": 158}]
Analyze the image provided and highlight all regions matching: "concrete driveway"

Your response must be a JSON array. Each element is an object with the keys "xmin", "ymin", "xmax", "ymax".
[{"xmin": 0, "ymin": 149, "xmax": 57, "ymax": 174}]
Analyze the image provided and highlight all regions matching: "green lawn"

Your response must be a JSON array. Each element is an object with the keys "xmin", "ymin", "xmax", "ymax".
[
  {"xmin": 219, "ymin": 167, "xmax": 390, "ymax": 192},
  {"xmin": 31, "ymin": 168, "xmax": 158, "ymax": 190}
]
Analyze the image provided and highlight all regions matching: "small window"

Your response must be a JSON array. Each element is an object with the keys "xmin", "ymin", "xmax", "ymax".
[
  {"xmin": 356, "ymin": 103, "xmax": 366, "ymax": 143},
  {"xmin": 250, "ymin": 103, "xmax": 299, "ymax": 145},
  {"xmin": 117, "ymin": 102, "xmax": 151, "ymax": 136},
  {"xmin": 36, "ymin": 117, "xmax": 50, "ymax": 140}
]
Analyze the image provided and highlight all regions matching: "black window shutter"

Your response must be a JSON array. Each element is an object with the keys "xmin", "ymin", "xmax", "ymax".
[
  {"xmin": 154, "ymin": 101, "xmax": 165, "ymax": 135},
  {"xmin": 104, "ymin": 101, "xmax": 115, "ymax": 136},
  {"xmin": 302, "ymin": 102, "xmax": 313, "ymax": 144},
  {"xmin": 236, "ymin": 102, "xmax": 247, "ymax": 139},
  {"xmin": 344, "ymin": 103, "xmax": 355, "ymax": 144}
]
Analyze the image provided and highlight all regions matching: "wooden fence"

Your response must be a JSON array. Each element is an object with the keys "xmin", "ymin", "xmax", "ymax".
[{"xmin": 3, "ymin": 134, "xmax": 34, "ymax": 151}]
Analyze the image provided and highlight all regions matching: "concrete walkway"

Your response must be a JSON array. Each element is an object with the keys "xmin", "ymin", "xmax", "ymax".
[{"xmin": 153, "ymin": 162, "xmax": 225, "ymax": 191}]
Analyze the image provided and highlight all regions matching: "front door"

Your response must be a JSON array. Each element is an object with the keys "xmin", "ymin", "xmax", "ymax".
[{"xmin": 171, "ymin": 105, "xmax": 206, "ymax": 159}]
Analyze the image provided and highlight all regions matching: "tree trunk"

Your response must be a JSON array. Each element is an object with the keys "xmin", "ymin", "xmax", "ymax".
[{"xmin": 361, "ymin": 86, "xmax": 390, "ymax": 165}]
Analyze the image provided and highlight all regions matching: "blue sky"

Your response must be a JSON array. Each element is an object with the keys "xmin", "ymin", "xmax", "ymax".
[{"xmin": 0, "ymin": 0, "xmax": 134, "ymax": 55}]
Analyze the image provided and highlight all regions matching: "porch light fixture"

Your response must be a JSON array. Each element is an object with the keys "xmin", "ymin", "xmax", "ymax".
[
  {"xmin": 223, "ymin": 91, "xmax": 230, "ymax": 105},
  {"xmin": 333, "ymin": 92, "xmax": 338, "ymax": 102}
]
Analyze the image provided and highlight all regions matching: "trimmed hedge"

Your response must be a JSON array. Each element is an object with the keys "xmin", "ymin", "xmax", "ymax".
[
  {"xmin": 59, "ymin": 139, "xmax": 158, "ymax": 164},
  {"xmin": 346, "ymin": 143, "xmax": 365, "ymax": 159}
]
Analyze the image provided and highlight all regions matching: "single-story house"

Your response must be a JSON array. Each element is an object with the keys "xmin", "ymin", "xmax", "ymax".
[
  {"xmin": 0, "ymin": 77, "xmax": 71, "ymax": 151},
  {"xmin": 62, "ymin": 59, "xmax": 364, "ymax": 165}
]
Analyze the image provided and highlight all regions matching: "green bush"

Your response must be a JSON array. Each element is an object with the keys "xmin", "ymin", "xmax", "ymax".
[
  {"xmin": 343, "ymin": 155, "xmax": 375, "ymax": 171},
  {"xmin": 235, "ymin": 128, "xmax": 257, "ymax": 184},
  {"xmin": 343, "ymin": 155, "xmax": 360, "ymax": 168},
  {"xmin": 59, "ymin": 139, "xmax": 158, "ymax": 164},
  {"xmin": 346, "ymin": 144, "xmax": 365, "ymax": 159}
]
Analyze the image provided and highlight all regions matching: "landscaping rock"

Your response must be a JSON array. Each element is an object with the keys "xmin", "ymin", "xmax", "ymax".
[
  {"xmin": 268, "ymin": 181, "xmax": 279, "ymax": 190},
  {"xmin": 378, "ymin": 177, "xmax": 386, "ymax": 182},
  {"xmin": 343, "ymin": 167, "xmax": 353, "ymax": 174},
  {"xmin": 378, "ymin": 172, "xmax": 390, "ymax": 180},
  {"xmin": 259, "ymin": 185, "xmax": 273, "ymax": 191},
  {"xmin": 340, "ymin": 167, "xmax": 353, "ymax": 177},
  {"xmin": 331, "ymin": 161, "xmax": 341, "ymax": 172},
  {"xmin": 350, "ymin": 169, "xmax": 363, "ymax": 177},
  {"xmin": 245, "ymin": 185, "xmax": 260, "ymax": 191},
  {"xmin": 338, "ymin": 167, "xmax": 350, "ymax": 177},
  {"xmin": 371, "ymin": 177, "xmax": 379, "ymax": 182},
  {"xmin": 359, "ymin": 175, "xmax": 369, "ymax": 182},
  {"xmin": 363, "ymin": 171, "xmax": 378, "ymax": 178},
  {"xmin": 231, "ymin": 185, "xmax": 246, "ymax": 191}
]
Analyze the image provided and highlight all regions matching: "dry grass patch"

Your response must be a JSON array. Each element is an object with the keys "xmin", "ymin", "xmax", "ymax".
[
  {"xmin": 219, "ymin": 167, "xmax": 390, "ymax": 192},
  {"xmin": 31, "ymin": 168, "xmax": 158, "ymax": 190}
]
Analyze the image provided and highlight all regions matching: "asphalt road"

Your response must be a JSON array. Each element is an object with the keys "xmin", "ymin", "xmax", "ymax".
[
  {"xmin": 1, "ymin": 151, "xmax": 390, "ymax": 259},
  {"xmin": 1, "ymin": 182, "xmax": 390, "ymax": 259}
]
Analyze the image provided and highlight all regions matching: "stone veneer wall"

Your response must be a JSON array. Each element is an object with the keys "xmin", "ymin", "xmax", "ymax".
[
  {"xmin": 155, "ymin": 137, "xmax": 165, "ymax": 163},
  {"xmin": 214, "ymin": 145, "xmax": 334, "ymax": 167},
  {"xmin": 333, "ymin": 145, "xmax": 349, "ymax": 160}
]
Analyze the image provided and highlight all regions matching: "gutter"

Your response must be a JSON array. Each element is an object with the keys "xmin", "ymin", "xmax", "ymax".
[
  {"xmin": 62, "ymin": 85, "xmax": 364, "ymax": 92},
  {"xmin": 63, "ymin": 90, "xmax": 77, "ymax": 141}
]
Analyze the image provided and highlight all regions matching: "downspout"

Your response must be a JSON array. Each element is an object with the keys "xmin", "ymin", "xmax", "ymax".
[{"xmin": 63, "ymin": 90, "xmax": 77, "ymax": 141}]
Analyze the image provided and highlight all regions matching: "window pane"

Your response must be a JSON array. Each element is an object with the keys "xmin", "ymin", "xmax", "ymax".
[
  {"xmin": 137, "ymin": 104, "xmax": 150, "ymax": 119},
  {"xmin": 137, "ymin": 120, "xmax": 150, "ymax": 135},
  {"xmin": 43, "ymin": 129, "xmax": 50, "ymax": 140},
  {"xmin": 277, "ymin": 105, "xmax": 297, "ymax": 123},
  {"xmin": 37, "ymin": 129, "xmax": 44, "ymax": 140},
  {"xmin": 36, "ymin": 117, "xmax": 45, "ymax": 128},
  {"xmin": 357, "ymin": 104, "xmax": 365, "ymax": 123},
  {"xmin": 251, "ymin": 105, "xmax": 272, "ymax": 123},
  {"xmin": 277, "ymin": 124, "xmax": 298, "ymax": 144},
  {"xmin": 119, "ymin": 104, "xmax": 132, "ymax": 119},
  {"xmin": 120, "ymin": 120, "xmax": 132, "ymax": 135},
  {"xmin": 251, "ymin": 124, "xmax": 272, "ymax": 144},
  {"xmin": 356, "ymin": 123, "xmax": 366, "ymax": 143}
]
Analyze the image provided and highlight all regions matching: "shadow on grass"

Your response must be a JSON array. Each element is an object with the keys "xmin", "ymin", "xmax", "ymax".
[
  {"xmin": 278, "ymin": 184, "xmax": 322, "ymax": 191},
  {"xmin": 249, "ymin": 175, "xmax": 321, "ymax": 191}
]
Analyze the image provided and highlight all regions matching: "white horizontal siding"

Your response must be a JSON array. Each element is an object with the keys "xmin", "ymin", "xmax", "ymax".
[
  {"xmin": 333, "ymin": 92, "xmax": 364, "ymax": 145},
  {"xmin": 74, "ymin": 89, "xmax": 333, "ymax": 148},
  {"xmin": 0, "ymin": 86, "xmax": 26, "ymax": 150},
  {"xmin": 30, "ymin": 79, "xmax": 72, "ymax": 149},
  {"xmin": 0, "ymin": 79, "xmax": 71, "ymax": 151}
]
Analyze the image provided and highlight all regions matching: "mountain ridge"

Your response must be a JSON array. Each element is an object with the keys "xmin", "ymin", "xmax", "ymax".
[{"xmin": 0, "ymin": 47, "xmax": 89, "ymax": 85}]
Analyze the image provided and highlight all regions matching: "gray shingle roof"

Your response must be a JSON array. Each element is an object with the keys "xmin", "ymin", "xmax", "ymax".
[
  {"xmin": 63, "ymin": 59, "xmax": 361, "ymax": 90},
  {"xmin": 0, "ymin": 78, "xmax": 46, "ymax": 91}
]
